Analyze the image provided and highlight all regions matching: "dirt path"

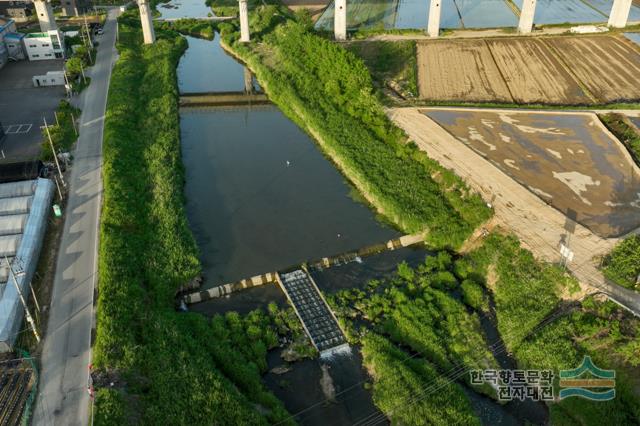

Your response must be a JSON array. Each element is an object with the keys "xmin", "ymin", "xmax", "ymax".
[{"xmin": 389, "ymin": 107, "xmax": 640, "ymax": 315}]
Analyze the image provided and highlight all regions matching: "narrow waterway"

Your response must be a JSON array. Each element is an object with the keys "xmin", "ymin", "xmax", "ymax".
[{"xmin": 165, "ymin": 2, "xmax": 548, "ymax": 424}]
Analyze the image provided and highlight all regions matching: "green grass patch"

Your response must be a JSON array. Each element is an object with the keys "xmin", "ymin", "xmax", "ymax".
[
  {"xmin": 599, "ymin": 112, "xmax": 640, "ymax": 166},
  {"xmin": 601, "ymin": 235, "xmax": 640, "ymax": 292},
  {"xmin": 514, "ymin": 297, "xmax": 640, "ymax": 425},
  {"xmin": 346, "ymin": 40, "xmax": 418, "ymax": 98},
  {"xmin": 465, "ymin": 234, "xmax": 577, "ymax": 350},
  {"xmin": 157, "ymin": 18, "xmax": 216, "ymax": 39}
]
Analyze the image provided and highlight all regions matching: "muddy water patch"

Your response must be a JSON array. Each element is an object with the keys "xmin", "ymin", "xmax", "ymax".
[{"xmin": 425, "ymin": 109, "xmax": 640, "ymax": 237}]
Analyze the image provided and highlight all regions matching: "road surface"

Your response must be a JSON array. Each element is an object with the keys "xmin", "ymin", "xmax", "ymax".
[{"xmin": 33, "ymin": 9, "xmax": 118, "ymax": 426}]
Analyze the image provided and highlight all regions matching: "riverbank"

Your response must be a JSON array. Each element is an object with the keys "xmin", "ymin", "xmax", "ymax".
[
  {"xmin": 216, "ymin": 10, "xmax": 491, "ymax": 249},
  {"xmin": 94, "ymin": 11, "xmax": 294, "ymax": 424}
]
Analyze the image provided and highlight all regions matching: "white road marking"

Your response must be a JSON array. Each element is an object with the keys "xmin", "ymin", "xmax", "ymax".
[{"xmin": 3, "ymin": 123, "xmax": 33, "ymax": 134}]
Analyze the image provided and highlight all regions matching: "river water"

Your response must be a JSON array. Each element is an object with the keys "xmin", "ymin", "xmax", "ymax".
[{"xmin": 164, "ymin": 2, "xmax": 548, "ymax": 424}]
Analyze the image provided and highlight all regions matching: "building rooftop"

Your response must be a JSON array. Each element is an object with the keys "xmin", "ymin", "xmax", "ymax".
[
  {"xmin": 4, "ymin": 32, "xmax": 24, "ymax": 40},
  {"xmin": 24, "ymin": 32, "xmax": 48, "ymax": 38}
]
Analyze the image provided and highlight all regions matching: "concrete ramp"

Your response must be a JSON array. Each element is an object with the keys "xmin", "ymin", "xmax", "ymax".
[{"xmin": 276, "ymin": 268, "xmax": 348, "ymax": 356}]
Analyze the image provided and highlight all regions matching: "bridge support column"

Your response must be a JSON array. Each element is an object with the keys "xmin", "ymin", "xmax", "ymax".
[
  {"xmin": 244, "ymin": 67, "xmax": 253, "ymax": 94},
  {"xmin": 334, "ymin": 0, "xmax": 347, "ymax": 40},
  {"xmin": 33, "ymin": 0, "xmax": 57, "ymax": 32},
  {"xmin": 427, "ymin": 0, "xmax": 441, "ymax": 37},
  {"xmin": 518, "ymin": 0, "xmax": 536, "ymax": 33},
  {"xmin": 61, "ymin": 0, "xmax": 79, "ymax": 17},
  {"xmin": 239, "ymin": 0, "xmax": 250, "ymax": 42},
  {"xmin": 608, "ymin": 0, "xmax": 633, "ymax": 27},
  {"xmin": 138, "ymin": 0, "xmax": 156, "ymax": 44}
]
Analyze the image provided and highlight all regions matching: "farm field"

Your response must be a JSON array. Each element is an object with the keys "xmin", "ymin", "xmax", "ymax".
[
  {"xmin": 416, "ymin": 39, "xmax": 513, "ymax": 103},
  {"xmin": 424, "ymin": 109, "xmax": 640, "ymax": 237},
  {"xmin": 545, "ymin": 36, "xmax": 640, "ymax": 103},
  {"xmin": 486, "ymin": 38, "xmax": 590, "ymax": 104},
  {"xmin": 417, "ymin": 35, "xmax": 640, "ymax": 105},
  {"xmin": 316, "ymin": 0, "xmax": 640, "ymax": 30},
  {"xmin": 316, "ymin": 0, "xmax": 516, "ymax": 30}
]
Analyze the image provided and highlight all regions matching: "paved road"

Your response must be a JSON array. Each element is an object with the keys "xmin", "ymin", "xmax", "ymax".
[{"xmin": 33, "ymin": 9, "xmax": 118, "ymax": 426}]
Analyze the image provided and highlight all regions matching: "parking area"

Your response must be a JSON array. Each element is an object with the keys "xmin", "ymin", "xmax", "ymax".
[{"xmin": 0, "ymin": 59, "xmax": 66, "ymax": 161}]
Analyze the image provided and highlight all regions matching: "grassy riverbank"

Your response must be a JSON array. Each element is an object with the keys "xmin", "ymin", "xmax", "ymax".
[
  {"xmin": 601, "ymin": 235, "xmax": 640, "ymax": 292},
  {"xmin": 95, "ymin": 11, "xmax": 294, "ymax": 424},
  {"xmin": 217, "ymin": 8, "xmax": 491, "ymax": 249}
]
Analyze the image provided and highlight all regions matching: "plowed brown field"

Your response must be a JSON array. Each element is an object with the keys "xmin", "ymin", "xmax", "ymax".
[
  {"xmin": 416, "ymin": 39, "xmax": 513, "ymax": 103},
  {"xmin": 487, "ymin": 38, "xmax": 590, "ymax": 104},
  {"xmin": 545, "ymin": 36, "xmax": 640, "ymax": 103},
  {"xmin": 416, "ymin": 35, "xmax": 640, "ymax": 105}
]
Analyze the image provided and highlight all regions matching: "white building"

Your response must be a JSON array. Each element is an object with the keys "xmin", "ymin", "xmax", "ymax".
[
  {"xmin": 32, "ymin": 70, "xmax": 64, "ymax": 86},
  {"xmin": 23, "ymin": 30, "xmax": 64, "ymax": 61},
  {"xmin": 0, "ymin": 18, "xmax": 17, "ymax": 69}
]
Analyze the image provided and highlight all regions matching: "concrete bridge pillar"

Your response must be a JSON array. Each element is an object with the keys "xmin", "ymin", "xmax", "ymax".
[
  {"xmin": 33, "ymin": 0, "xmax": 57, "ymax": 32},
  {"xmin": 239, "ymin": 0, "xmax": 250, "ymax": 42},
  {"xmin": 138, "ymin": 0, "xmax": 156, "ymax": 44},
  {"xmin": 244, "ymin": 67, "xmax": 253, "ymax": 94},
  {"xmin": 334, "ymin": 0, "xmax": 347, "ymax": 40},
  {"xmin": 518, "ymin": 0, "xmax": 536, "ymax": 33},
  {"xmin": 608, "ymin": 0, "xmax": 633, "ymax": 27},
  {"xmin": 427, "ymin": 0, "xmax": 441, "ymax": 37},
  {"xmin": 61, "ymin": 0, "xmax": 79, "ymax": 17}
]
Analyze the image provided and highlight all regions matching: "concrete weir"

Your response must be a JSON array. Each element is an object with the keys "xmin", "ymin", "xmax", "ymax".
[
  {"xmin": 183, "ymin": 233, "xmax": 424, "ymax": 305},
  {"xmin": 276, "ymin": 268, "xmax": 348, "ymax": 356},
  {"xmin": 179, "ymin": 91, "xmax": 270, "ymax": 107}
]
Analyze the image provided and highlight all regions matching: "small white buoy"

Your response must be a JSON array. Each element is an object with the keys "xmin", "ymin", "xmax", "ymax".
[
  {"xmin": 286, "ymin": 160, "xmax": 291, "ymax": 167},
  {"xmin": 337, "ymin": 233, "xmax": 341, "ymax": 238}
]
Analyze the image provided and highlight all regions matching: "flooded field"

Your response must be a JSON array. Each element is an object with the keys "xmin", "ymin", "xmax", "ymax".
[
  {"xmin": 316, "ymin": 0, "xmax": 640, "ymax": 30},
  {"xmin": 158, "ymin": 0, "xmax": 213, "ymax": 19},
  {"xmin": 417, "ymin": 36, "xmax": 640, "ymax": 104},
  {"xmin": 626, "ymin": 32, "xmax": 640, "ymax": 46},
  {"xmin": 425, "ymin": 109, "xmax": 640, "ymax": 237},
  {"xmin": 316, "ymin": 0, "xmax": 517, "ymax": 30}
]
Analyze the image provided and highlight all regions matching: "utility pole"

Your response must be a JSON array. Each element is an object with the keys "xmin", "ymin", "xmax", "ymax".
[
  {"xmin": 83, "ymin": 14, "xmax": 94, "ymax": 49},
  {"xmin": 80, "ymin": 61, "xmax": 87, "ymax": 83},
  {"xmin": 5, "ymin": 257, "xmax": 40, "ymax": 344},
  {"xmin": 43, "ymin": 117, "xmax": 66, "ymax": 187}
]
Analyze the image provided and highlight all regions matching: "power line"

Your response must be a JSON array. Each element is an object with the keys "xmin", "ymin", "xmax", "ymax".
[{"xmin": 276, "ymin": 280, "xmax": 588, "ymax": 425}]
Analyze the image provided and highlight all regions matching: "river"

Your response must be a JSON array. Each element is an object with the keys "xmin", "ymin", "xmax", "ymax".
[{"xmin": 162, "ymin": 2, "xmax": 548, "ymax": 424}]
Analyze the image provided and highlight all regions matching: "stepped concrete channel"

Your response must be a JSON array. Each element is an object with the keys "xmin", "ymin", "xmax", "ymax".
[{"xmin": 277, "ymin": 269, "xmax": 348, "ymax": 357}]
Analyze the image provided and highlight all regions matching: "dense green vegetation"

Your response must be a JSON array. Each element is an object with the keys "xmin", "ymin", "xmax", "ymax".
[
  {"xmin": 361, "ymin": 332, "xmax": 480, "ymax": 426},
  {"xmin": 94, "ymin": 12, "xmax": 294, "ymax": 424},
  {"xmin": 515, "ymin": 297, "xmax": 640, "ymax": 425},
  {"xmin": 41, "ymin": 100, "xmax": 80, "ymax": 160},
  {"xmin": 465, "ymin": 234, "xmax": 577, "ymax": 350},
  {"xmin": 219, "ymin": 8, "xmax": 491, "ymax": 249},
  {"xmin": 600, "ymin": 113, "xmax": 640, "ymax": 165},
  {"xmin": 157, "ymin": 18, "xmax": 215, "ymax": 39},
  {"xmin": 327, "ymin": 252, "xmax": 497, "ymax": 423},
  {"xmin": 346, "ymin": 40, "xmax": 418, "ymax": 98},
  {"xmin": 601, "ymin": 235, "xmax": 640, "ymax": 292}
]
